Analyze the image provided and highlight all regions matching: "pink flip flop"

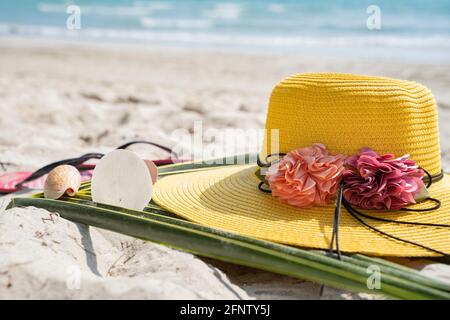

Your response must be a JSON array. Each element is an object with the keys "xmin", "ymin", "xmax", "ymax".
[
  {"xmin": 0, "ymin": 141, "xmax": 188, "ymax": 194},
  {"xmin": 0, "ymin": 170, "xmax": 94, "ymax": 193}
]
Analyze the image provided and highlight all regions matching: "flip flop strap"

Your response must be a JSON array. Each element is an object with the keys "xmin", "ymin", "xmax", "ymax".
[
  {"xmin": 116, "ymin": 140, "xmax": 178, "ymax": 158},
  {"xmin": 14, "ymin": 140, "xmax": 175, "ymax": 190},
  {"xmin": 14, "ymin": 153, "xmax": 103, "ymax": 190}
]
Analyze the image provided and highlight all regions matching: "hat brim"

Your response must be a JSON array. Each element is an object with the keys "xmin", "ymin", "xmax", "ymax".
[{"xmin": 153, "ymin": 164, "xmax": 450, "ymax": 257}]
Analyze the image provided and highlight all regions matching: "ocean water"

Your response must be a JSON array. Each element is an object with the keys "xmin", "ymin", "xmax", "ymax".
[{"xmin": 0, "ymin": 0, "xmax": 449, "ymax": 61}]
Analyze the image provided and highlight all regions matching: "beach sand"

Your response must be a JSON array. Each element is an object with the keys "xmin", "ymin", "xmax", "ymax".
[{"xmin": 1, "ymin": 38, "xmax": 450, "ymax": 299}]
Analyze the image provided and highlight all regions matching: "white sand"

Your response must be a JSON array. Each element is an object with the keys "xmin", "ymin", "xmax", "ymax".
[
  {"xmin": 0, "ymin": 206, "xmax": 249, "ymax": 299},
  {"xmin": 1, "ymin": 38, "xmax": 450, "ymax": 299}
]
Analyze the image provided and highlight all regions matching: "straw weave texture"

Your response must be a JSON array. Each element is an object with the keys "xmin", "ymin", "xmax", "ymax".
[
  {"xmin": 261, "ymin": 73, "xmax": 441, "ymax": 175},
  {"xmin": 153, "ymin": 73, "xmax": 449, "ymax": 257}
]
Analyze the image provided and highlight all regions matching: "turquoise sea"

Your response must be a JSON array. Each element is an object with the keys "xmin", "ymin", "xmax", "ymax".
[{"xmin": 0, "ymin": 0, "xmax": 449, "ymax": 61}]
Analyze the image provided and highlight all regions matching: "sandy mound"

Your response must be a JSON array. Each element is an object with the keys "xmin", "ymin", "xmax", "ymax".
[{"xmin": 0, "ymin": 207, "xmax": 249, "ymax": 299}]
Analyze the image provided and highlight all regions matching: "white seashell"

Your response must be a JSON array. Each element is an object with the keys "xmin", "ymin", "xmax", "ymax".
[
  {"xmin": 44, "ymin": 165, "xmax": 81, "ymax": 200},
  {"xmin": 91, "ymin": 149, "xmax": 153, "ymax": 211}
]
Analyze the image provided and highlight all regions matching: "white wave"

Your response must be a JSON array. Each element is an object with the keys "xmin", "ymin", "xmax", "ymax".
[
  {"xmin": 0, "ymin": 24, "xmax": 10, "ymax": 33},
  {"xmin": 140, "ymin": 18, "xmax": 214, "ymax": 30},
  {"xmin": 2, "ymin": 23, "xmax": 450, "ymax": 51},
  {"xmin": 133, "ymin": 1, "xmax": 173, "ymax": 11},
  {"xmin": 38, "ymin": 1, "xmax": 172, "ymax": 16},
  {"xmin": 267, "ymin": 4, "xmax": 285, "ymax": 14},
  {"xmin": 203, "ymin": 3, "xmax": 244, "ymax": 20},
  {"xmin": 37, "ymin": 3, "xmax": 66, "ymax": 13}
]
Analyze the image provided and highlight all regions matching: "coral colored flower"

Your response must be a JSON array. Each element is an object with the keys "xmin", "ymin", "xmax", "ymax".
[
  {"xmin": 265, "ymin": 144, "xmax": 346, "ymax": 208},
  {"xmin": 342, "ymin": 148, "xmax": 425, "ymax": 210}
]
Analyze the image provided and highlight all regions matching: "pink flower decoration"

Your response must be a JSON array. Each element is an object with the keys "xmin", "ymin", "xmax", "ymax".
[
  {"xmin": 342, "ymin": 148, "xmax": 425, "ymax": 210},
  {"xmin": 265, "ymin": 144, "xmax": 346, "ymax": 208}
]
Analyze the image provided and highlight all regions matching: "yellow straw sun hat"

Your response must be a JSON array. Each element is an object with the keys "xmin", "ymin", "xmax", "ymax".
[{"xmin": 153, "ymin": 73, "xmax": 450, "ymax": 258}]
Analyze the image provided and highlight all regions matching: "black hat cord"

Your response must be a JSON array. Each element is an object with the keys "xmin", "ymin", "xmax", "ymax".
[{"xmin": 257, "ymin": 154, "xmax": 448, "ymax": 260}]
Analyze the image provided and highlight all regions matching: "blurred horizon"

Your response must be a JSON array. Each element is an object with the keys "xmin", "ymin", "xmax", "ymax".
[{"xmin": 1, "ymin": 0, "xmax": 450, "ymax": 61}]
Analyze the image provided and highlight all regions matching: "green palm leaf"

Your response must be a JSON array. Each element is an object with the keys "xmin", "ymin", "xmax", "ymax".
[{"xmin": 6, "ymin": 155, "xmax": 450, "ymax": 299}]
